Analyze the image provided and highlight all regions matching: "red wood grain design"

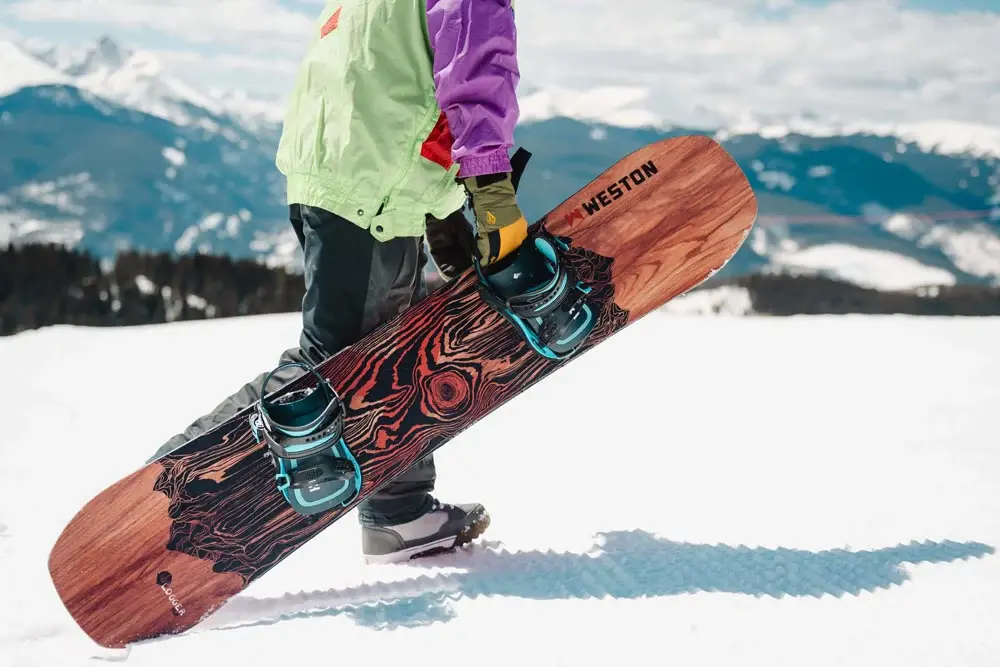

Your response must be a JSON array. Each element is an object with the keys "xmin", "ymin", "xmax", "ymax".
[{"xmin": 48, "ymin": 136, "xmax": 757, "ymax": 647}]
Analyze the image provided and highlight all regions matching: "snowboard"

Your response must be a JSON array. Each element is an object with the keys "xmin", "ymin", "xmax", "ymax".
[{"xmin": 48, "ymin": 135, "xmax": 758, "ymax": 648}]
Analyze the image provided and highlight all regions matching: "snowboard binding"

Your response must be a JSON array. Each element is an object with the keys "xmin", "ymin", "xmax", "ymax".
[
  {"xmin": 466, "ymin": 147, "xmax": 598, "ymax": 360},
  {"xmin": 474, "ymin": 228, "xmax": 598, "ymax": 361},
  {"xmin": 249, "ymin": 361, "xmax": 362, "ymax": 516}
]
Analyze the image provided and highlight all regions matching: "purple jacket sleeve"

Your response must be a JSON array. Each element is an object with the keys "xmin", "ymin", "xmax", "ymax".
[{"xmin": 426, "ymin": 0, "xmax": 520, "ymax": 178}]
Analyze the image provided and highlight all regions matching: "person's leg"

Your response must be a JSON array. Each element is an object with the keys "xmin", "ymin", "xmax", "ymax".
[
  {"xmin": 148, "ymin": 204, "xmax": 485, "ymax": 561},
  {"xmin": 153, "ymin": 205, "xmax": 436, "ymax": 524},
  {"xmin": 297, "ymin": 207, "xmax": 440, "ymax": 528},
  {"xmin": 293, "ymin": 206, "xmax": 487, "ymax": 557},
  {"xmin": 299, "ymin": 205, "xmax": 440, "ymax": 529},
  {"xmin": 148, "ymin": 204, "xmax": 314, "ymax": 463},
  {"xmin": 148, "ymin": 204, "xmax": 428, "ymax": 467}
]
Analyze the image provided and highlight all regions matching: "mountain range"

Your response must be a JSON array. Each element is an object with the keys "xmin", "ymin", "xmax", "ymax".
[{"xmin": 2, "ymin": 36, "xmax": 999, "ymax": 289}]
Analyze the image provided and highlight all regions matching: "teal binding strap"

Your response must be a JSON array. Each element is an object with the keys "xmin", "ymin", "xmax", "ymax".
[
  {"xmin": 251, "ymin": 362, "xmax": 345, "ymax": 461},
  {"xmin": 248, "ymin": 361, "xmax": 363, "ymax": 516}
]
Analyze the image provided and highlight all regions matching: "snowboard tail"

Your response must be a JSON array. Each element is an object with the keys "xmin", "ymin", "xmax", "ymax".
[{"xmin": 48, "ymin": 135, "xmax": 758, "ymax": 647}]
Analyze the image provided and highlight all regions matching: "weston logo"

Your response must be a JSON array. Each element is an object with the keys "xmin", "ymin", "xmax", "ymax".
[
  {"xmin": 559, "ymin": 160, "xmax": 659, "ymax": 226},
  {"xmin": 156, "ymin": 571, "xmax": 187, "ymax": 617}
]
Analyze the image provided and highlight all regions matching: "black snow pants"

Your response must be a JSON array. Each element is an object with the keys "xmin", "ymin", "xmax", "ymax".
[{"xmin": 149, "ymin": 204, "xmax": 437, "ymax": 526}]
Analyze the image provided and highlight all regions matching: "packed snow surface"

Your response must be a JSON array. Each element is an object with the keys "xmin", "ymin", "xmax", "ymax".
[{"xmin": 0, "ymin": 312, "xmax": 998, "ymax": 666}]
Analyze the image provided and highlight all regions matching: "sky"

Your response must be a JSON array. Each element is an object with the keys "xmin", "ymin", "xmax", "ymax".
[{"xmin": 1, "ymin": 0, "xmax": 999, "ymax": 127}]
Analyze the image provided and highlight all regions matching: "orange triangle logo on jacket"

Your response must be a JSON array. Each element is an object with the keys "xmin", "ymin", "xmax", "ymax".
[{"xmin": 321, "ymin": 7, "xmax": 341, "ymax": 38}]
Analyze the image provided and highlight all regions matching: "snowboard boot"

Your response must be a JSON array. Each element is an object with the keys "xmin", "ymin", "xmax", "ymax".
[
  {"xmin": 361, "ymin": 499, "xmax": 490, "ymax": 564},
  {"xmin": 476, "ymin": 233, "xmax": 597, "ymax": 359}
]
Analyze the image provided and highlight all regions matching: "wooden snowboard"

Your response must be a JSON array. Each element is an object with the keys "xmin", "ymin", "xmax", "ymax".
[{"xmin": 48, "ymin": 135, "xmax": 757, "ymax": 647}]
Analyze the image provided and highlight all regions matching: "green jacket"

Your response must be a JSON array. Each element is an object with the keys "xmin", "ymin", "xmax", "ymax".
[{"xmin": 275, "ymin": 0, "xmax": 521, "ymax": 242}]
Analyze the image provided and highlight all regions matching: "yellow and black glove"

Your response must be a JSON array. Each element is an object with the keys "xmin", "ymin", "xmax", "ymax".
[
  {"xmin": 462, "ymin": 171, "xmax": 528, "ymax": 267},
  {"xmin": 424, "ymin": 148, "xmax": 532, "ymax": 280}
]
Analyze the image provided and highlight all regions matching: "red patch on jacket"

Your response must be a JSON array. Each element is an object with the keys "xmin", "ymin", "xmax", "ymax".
[
  {"xmin": 320, "ymin": 7, "xmax": 341, "ymax": 37},
  {"xmin": 420, "ymin": 112, "xmax": 455, "ymax": 170}
]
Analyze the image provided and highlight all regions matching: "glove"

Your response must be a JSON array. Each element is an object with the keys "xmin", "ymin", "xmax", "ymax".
[
  {"xmin": 425, "ymin": 208, "xmax": 476, "ymax": 280},
  {"xmin": 424, "ymin": 148, "xmax": 533, "ymax": 279},
  {"xmin": 462, "ymin": 172, "xmax": 528, "ymax": 267}
]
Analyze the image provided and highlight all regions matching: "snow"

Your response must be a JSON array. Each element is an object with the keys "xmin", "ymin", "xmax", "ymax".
[
  {"xmin": 770, "ymin": 243, "xmax": 958, "ymax": 291},
  {"xmin": 220, "ymin": 215, "xmax": 240, "ymax": 238},
  {"xmin": 920, "ymin": 225, "xmax": 1000, "ymax": 283},
  {"xmin": 878, "ymin": 215, "xmax": 1000, "ymax": 283},
  {"xmin": 882, "ymin": 213, "xmax": 933, "ymax": 241},
  {"xmin": 204, "ymin": 88, "xmax": 286, "ymax": 129},
  {"xmin": 174, "ymin": 225, "xmax": 200, "ymax": 253},
  {"xmin": 74, "ymin": 48, "xmax": 224, "ymax": 127},
  {"xmin": 162, "ymin": 147, "xmax": 186, "ymax": 168},
  {"xmin": 519, "ymin": 86, "xmax": 663, "ymax": 128},
  {"xmin": 134, "ymin": 275, "xmax": 156, "ymax": 296},
  {"xmin": 758, "ymin": 170, "xmax": 796, "ymax": 191},
  {"xmin": 662, "ymin": 286, "xmax": 755, "ymax": 315},
  {"xmin": 10, "ymin": 174, "xmax": 96, "ymax": 217},
  {"xmin": 0, "ymin": 174, "xmax": 104, "ymax": 249},
  {"xmin": 0, "ymin": 212, "xmax": 85, "ymax": 248},
  {"xmin": 0, "ymin": 39, "xmax": 69, "ymax": 97},
  {"xmin": 720, "ymin": 114, "xmax": 1000, "ymax": 160},
  {"xmin": 6, "ymin": 23, "xmax": 1000, "ymax": 157},
  {"xmin": 7, "ymin": 32, "xmax": 1000, "ymax": 163},
  {"xmin": 893, "ymin": 121, "xmax": 1000, "ymax": 161},
  {"xmin": 0, "ymin": 313, "xmax": 998, "ymax": 665},
  {"xmin": 200, "ymin": 213, "xmax": 224, "ymax": 231},
  {"xmin": 250, "ymin": 227, "xmax": 304, "ymax": 269},
  {"xmin": 63, "ymin": 36, "xmax": 129, "ymax": 79},
  {"xmin": 8, "ymin": 36, "xmax": 278, "ymax": 132},
  {"xmin": 589, "ymin": 126, "xmax": 608, "ymax": 141},
  {"xmin": 185, "ymin": 294, "xmax": 215, "ymax": 316}
]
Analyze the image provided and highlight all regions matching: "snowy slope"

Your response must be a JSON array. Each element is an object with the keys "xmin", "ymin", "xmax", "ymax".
[{"xmin": 0, "ymin": 313, "xmax": 998, "ymax": 666}]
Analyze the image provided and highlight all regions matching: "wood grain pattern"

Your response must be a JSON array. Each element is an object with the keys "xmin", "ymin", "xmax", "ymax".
[{"xmin": 48, "ymin": 135, "xmax": 757, "ymax": 647}]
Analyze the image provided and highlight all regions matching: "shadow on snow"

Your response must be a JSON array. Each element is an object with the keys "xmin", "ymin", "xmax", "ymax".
[{"xmin": 208, "ymin": 529, "xmax": 994, "ymax": 633}]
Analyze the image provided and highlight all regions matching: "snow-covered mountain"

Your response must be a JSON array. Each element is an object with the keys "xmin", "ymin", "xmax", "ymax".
[
  {"xmin": 0, "ymin": 37, "xmax": 298, "ymax": 264},
  {"xmin": 2, "ymin": 36, "xmax": 999, "ymax": 288},
  {"xmin": 519, "ymin": 86, "xmax": 1000, "ymax": 161},
  {"xmin": 20, "ymin": 36, "xmax": 285, "ymax": 131},
  {"xmin": 514, "ymin": 120, "xmax": 1000, "ymax": 289}
]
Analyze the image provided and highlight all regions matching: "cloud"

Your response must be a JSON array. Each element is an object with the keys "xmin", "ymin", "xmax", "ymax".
[
  {"xmin": 151, "ymin": 49, "xmax": 300, "ymax": 97},
  {"xmin": 3, "ymin": 0, "xmax": 314, "ymax": 52},
  {"xmin": 155, "ymin": 49, "xmax": 299, "ymax": 77},
  {"xmin": 2, "ymin": 0, "xmax": 316, "ymax": 94},
  {"xmin": 513, "ymin": 0, "xmax": 1000, "ymax": 126}
]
